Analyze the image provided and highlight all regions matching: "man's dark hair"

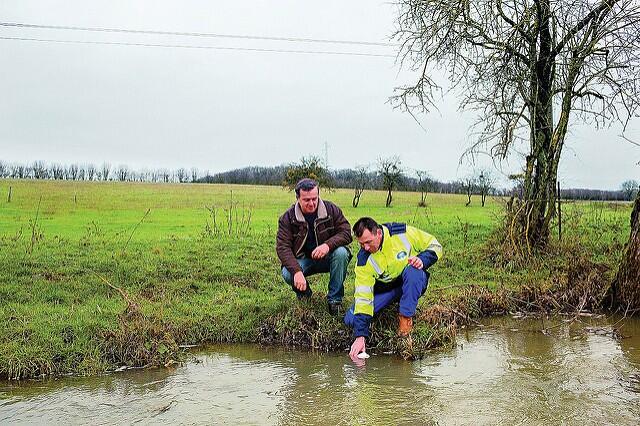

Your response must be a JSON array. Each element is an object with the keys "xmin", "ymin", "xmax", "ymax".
[
  {"xmin": 352, "ymin": 217, "xmax": 379, "ymax": 238},
  {"xmin": 295, "ymin": 178, "xmax": 319, "ymax": 198}
]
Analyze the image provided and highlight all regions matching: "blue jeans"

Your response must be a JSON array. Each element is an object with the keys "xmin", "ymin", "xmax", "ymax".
[
  {"xmin": 281, "ymin": 246, "xmax": 351, "ymax": 303},
  {"xmin": 344, "ymin": 267, "xmax": 430, "ymax": 326}
]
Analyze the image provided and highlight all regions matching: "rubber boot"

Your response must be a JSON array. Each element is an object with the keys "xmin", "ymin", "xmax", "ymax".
[
  {"xmin": 398, "ymin": 314, "xmax": 413, "ymax": 336},
  {"xmin": 327, "ymin": 301, "xmax": 342, "ymax": 316}
]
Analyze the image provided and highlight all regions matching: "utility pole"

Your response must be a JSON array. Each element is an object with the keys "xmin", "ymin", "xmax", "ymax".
[{"xmin": 323, "ymin": 141, "xmax": 329, "ymax": 169}]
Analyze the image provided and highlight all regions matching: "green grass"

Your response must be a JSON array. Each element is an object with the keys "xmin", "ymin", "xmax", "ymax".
[{"xmin": 0, "ymin": 179, "xmax": 632, "ymax": 379}]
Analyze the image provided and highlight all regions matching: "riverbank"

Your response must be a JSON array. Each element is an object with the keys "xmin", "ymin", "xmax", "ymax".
[{"xmin": 0, "ymin": 180, "xmax": 631, "ymax": 379}]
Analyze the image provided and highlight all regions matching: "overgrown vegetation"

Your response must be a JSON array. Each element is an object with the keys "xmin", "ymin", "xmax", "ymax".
[{"xmin": 0, "ymin": 179, "xmax": 632, "ymax": 379}]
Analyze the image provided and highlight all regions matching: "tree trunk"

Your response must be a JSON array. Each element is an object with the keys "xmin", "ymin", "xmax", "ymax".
[
  {"xmin": 352, "ymin": 189, "xmax": 361, "ymax": 208},
  {"xmin": 519, "ymin": 0, "xmax": 557, "ymax": 249},
  {"xmin": 612, "ymin": 193, "xmax": 640, "ymax": 312},
  {"xmin": 386, "ymin": 188, "xmax": 393, "ymax": 207}
]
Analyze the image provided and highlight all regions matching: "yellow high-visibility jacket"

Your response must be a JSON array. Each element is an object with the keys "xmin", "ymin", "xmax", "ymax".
[{"xmin": 352, "ymin": 223, "xmax": 442, "ymax": 337}]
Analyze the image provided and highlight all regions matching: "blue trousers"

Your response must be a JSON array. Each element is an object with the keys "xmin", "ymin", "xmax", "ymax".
[
  {"xmin": 344, "ymin": 266, "xmax": 430, "ymax": 326},
  {"xmin": 281, "ymin": 246, "xmax": 351, "ymax": 303}
]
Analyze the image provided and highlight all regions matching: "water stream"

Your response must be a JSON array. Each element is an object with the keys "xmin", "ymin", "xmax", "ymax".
[{"xmin": 1, "ymin": 316, "xmax": 639, "ymax": 425}]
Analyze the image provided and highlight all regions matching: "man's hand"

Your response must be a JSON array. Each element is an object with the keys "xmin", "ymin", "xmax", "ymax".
[
  {"xmin": 407, "ymin": 256, "xmax": 424, "ymax": 270},
  {"xmin": 293, "ymin": 271, "xmax": 307, "ymax": 291},
  {"xmin": 349, "ymin": 336, "xmax": 366, "ymax": 361},
  {"xmin": 311, "ymin": 243, "xmax": 330, "ymax": 259}
]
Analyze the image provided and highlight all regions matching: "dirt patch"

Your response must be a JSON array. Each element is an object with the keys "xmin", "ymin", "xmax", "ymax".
[{"xmin": 41, "ymin": 270, "xmax": 65, "ymax": 282}]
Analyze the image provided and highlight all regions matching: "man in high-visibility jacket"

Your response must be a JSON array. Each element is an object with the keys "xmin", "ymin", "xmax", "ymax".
[{"xmin": 345, "ymin": 217, "xmax": 442, "ymax": 360}]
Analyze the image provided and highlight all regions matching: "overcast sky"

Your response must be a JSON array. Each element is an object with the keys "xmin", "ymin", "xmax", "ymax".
[{"xmin": 1, "ymin": 0, "xmax": 638, "ymax": 189}]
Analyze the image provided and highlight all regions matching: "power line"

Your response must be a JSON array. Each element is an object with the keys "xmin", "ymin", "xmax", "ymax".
[
  {"xmin": 0, "ymin": 36, "xmax": 395, "ymax": 57},
  {"xmin": 0, "ymin": 21, "xmax": 394, "ymax": 47}
]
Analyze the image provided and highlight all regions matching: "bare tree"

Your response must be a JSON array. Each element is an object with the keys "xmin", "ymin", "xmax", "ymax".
[
  {"xmin": 116, "ymin": 165, "xmax": 129, "ymax": 182},
  {"xmin": 136, "ymin": 168, "xmax": 149, "ymax": 182},
  {"xmin": 176, "ymin": 168, "xmax": 187, "ymax": 183},
  {"xmin": 159, "ymin": 168, "xmax": 171, "ymax": 183},
  {"xmin": 477, "ymin": 169, "xmax": 496, "ymax": 207},
  {"xmin": 378, "ymin": 156, "xmax": 402, "ymax": 207},
  {"xmin": 621, "ymin": 179, "xmax": 640, "ymax": 201},
  {"xmin": 32, "ymin": 161, "xmax": 48, "ymax": 180},
  {"xmin": 461, "ymin": 176, "xmax": 477, "ymax": 207},
  {"xmin": 352, "ymin": 165, "xmax": 369, "ymax": 208},
  {"xmin": 68, "ymin": 163, "xmax": 79, "ymax": 180},
  {"xmin": 51, "ymin": 163, "xmax": 64, "ymax": 180},
  {"xmin": 191, "ymin": 167, "xmax": 199, "ymax": 183},
  {"xmin": 393, "ymin": 0, "xmax": 640, "ymax": 248},
  {"xmin": 11, "ymin": 164, "xmax": 26, "ymax": 179},
  {"xmin": 86, "ymin": 164, "xmax": 96, "ymax": 181},
  {"xmin": 100, "ymin": 163, "xmax": 111, "ymax": 181},
  {"xmin": 416, "ymin": 170, "xmax": 435, "ymax": 207},
  {"xmin": 0, "ymin": 161, "xmax": 7, "ymax": 178}
]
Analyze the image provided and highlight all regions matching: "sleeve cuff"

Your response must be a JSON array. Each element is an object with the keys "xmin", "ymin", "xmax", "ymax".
[
  {"xmin": 353, "ymin": 313, "xmax": 372, "ymax": 338},
  {"xmin": 417, "ymin": 250, "xmax": 438, "ymax": 269}
]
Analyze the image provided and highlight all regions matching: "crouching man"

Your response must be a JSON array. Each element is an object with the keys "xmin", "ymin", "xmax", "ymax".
[
  {"xmin": 345, "ymin": 217, "xmax": 442, "ymax": 361},
  {"xmin": 276, "ymin": 178, "xmax": 352, "ymax": 315}
]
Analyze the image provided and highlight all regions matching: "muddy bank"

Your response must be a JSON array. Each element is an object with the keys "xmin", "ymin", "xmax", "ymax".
[{"xmin": 258, "ymin": 254, "xmax": 615, "ymax": 359}]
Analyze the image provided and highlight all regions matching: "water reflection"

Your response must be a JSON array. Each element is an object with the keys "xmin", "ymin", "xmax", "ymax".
[
  {"xmin": 1, "ymin": 317, "xmax": 639, "ymax": 425},
  {"xmin": 277, "ymin": 352, "xmax": 437, "ymax": 425},
  {"xmin": 416, "ymin": 317, "xmax": 640, "ymax": 424},
  {"xmin": 0, "ymin": 351, "xmax": 295, "ymax": 425}
]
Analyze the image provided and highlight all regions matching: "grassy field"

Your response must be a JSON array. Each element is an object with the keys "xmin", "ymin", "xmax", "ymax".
[{"xmin": 0, "ymin": 179, "xmax": 632, "ymax": 379}]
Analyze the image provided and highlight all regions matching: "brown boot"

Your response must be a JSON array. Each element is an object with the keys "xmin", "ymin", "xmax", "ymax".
[{"xmin": 398, "ymin": 314, "xmax": 413, "ymax": 336}]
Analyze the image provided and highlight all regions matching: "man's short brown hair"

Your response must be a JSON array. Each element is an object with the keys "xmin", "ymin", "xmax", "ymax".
[
  {"xmin": 295, "ymin": 178, "xmax": 318, "ymax": 198},
  {"xmin": 352, "ymin": 217, "xmax": 379, "ymax": 238}
]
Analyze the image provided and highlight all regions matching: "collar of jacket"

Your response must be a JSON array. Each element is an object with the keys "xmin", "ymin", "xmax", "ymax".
[
  {"xmin": 294, "ymin": 199, "xmax": 328, "ymax": 222},
  {"xmin": 378, "ymin": 225, "xmax": 387, "ymax": 250}
]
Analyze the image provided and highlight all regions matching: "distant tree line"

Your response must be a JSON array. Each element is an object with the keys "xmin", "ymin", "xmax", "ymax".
[
  {"xmin": 203, "ymin": 158, "xmax": 637, "ymax": 203},
  {"xmin": 0, "ymin": 160, "xmax": 202, "ymax": 184},
  {"xmin": 201, "ymin": 165, "xmax": 289, "ymax": 186},
  {"xmin": 1, "ymin": 159, "xmax": 636, "ymax": 202},
  {"xmin": 560, "ymin": 186, "xmax": 636, "ymax": 202}
]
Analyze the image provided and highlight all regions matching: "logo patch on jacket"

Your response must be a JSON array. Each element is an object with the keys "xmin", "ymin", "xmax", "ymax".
[{"xmin": 396, "ymin": 251, "xmax": 408, "ymax": 260}]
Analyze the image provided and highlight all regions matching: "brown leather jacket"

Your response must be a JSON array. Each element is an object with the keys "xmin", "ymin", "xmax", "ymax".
[{"xmin": 276, "ymin": 199, "xmax": 352, "ymax": 275}]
